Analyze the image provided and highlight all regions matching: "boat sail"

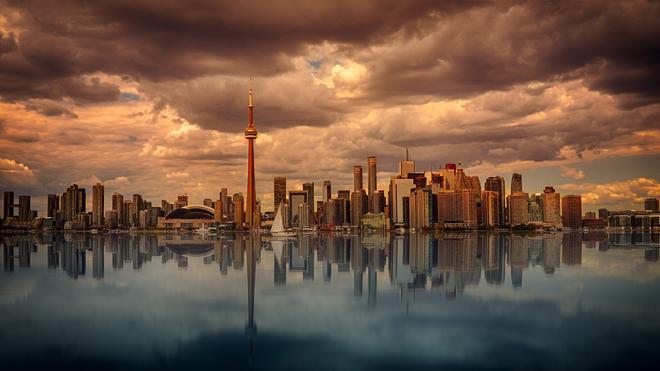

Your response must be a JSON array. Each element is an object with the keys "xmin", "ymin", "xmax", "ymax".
[{"xmin": 271, "ymin": 204, "xmax": 297, "ymax": 237}]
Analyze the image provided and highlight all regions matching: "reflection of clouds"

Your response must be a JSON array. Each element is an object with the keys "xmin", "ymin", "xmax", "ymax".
[{"xmin": 0, "ymin": 233, "xmax": 659, "ymax": 369}]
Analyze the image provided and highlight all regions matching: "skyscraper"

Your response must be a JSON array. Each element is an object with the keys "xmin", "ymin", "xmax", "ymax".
[
  {"xmin": 508, "ymin": 192, "xmax": 529, "ymax": 226},
  {"xmin": 274, "ymin": 177, "xmax": 287, "ymax": 213},
  {"xmin": 245, "ymin": 81, "xmax": 259, "ymax": 229},
  {"xmin": 3, "ymin": 191, "xmax": 14, "ymax": 218},
  {"xmin": 92, "ymin": 183, "xmax": 105, "ymax": 226},
  {"xmin": 543, "ymin": 186, "xmax": 562, "ymax": 228},
  {"xmin": 511, "ymin": 173, "xmax": 523, "ymax": 193},
  {"xmin": 399, "ymin": 148, "xmax": 415, "ymax": 177},
  {"xmin": 485, "ymin": 176, "xmax": 506, "ymax": 226},
  {"xmin": 303, "ymin": 182, "xmax": 315, "ymax": 213},
  {"xmin": 18, "ymin": 195, "xmax": 30, "ymax": 221},
  {"xmin": 367, "ymin": 156, "xmax": 377, "ymax": 196},
  {"xmin": 47, "ymin": 194, "xmax": 59, "ymax": 218},
  {"xmin": 561, "ymin": 195, "xmax": 582, "ymax": 229},
  {"xmin": 322, "ymin": 180, "xmax": 331, "ymax": 202},
  {"xmin": 353, "ymin": 165, "xmax": 363, "ymax": 192}
]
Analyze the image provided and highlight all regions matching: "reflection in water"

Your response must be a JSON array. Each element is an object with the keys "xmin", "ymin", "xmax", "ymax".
[{"xmin": 1, "ymin": 232, "xmax": 659, "ymax": 370}]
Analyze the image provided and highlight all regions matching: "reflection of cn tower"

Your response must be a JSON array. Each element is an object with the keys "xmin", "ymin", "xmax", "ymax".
[
  {"xmin": 245, "ymin": 234, "xmax": 258, "ymax": 362},
  {"xmin": 245, "ymin": 80, "xmax": 258, "ymax": 229}
]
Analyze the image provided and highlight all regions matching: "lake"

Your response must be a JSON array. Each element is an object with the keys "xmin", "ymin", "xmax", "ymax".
[{"xmin": 1, "ymin": 232, "xmax": 659, "ymax": 370}]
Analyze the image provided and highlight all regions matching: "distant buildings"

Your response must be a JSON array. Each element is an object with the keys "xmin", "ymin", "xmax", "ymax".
[
  {"xmin": 645, "ymin": 198, "xmax": 659, "ymax": 212},
  {"xmin": 508, "ymin": 192, "xmax": 529, "ymax": 226},
  {"xmin": 511, "ymin": 172, "xmax": 523, "ymax": 193},
  {"xmin": 92, "ymin": 183, "xmax": 104, "ymax": 227},
  {"xmin": 485, "ymin": 176, "xmax": 506, "ymax": 226}
]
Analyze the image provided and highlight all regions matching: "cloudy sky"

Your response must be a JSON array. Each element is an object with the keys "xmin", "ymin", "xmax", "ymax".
[{"xmin": 1, "ymin": 0, "xmax": 659, "ymax": 214}]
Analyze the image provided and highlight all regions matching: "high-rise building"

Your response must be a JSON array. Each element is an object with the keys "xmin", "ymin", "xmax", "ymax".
[
  {"xmin": 18, "ymin": 195, "xmax": 31, "ymax": 221},
  {"xmin": 390, "ymin": 177, "xmax": 415, "ymax": 226},
  {"xmin": 350, "ymin": 191, "xmax": 366, "ymax": 228},
  {"xmin": 273, "ymin": 176, "xmax": 287, "ymax": 213},
  {"xmin": 244, "ymin": 81, "xmax": 259, "ymax": 229},
  {"xmin": 122, "ymin": 200, "xmax": 132, "ymax": 227},
  {"xmin": 480, "ymin": 190, "xmax": 499, "ymax": 226},
  {"xmin": 485, "ymin": 176, "xmax": 506, "ymax": 226},
  {"xmin": 65, "ymin": 184, "xmax": 82, "ymax": 221},
  {"xmin": 467, "ymin": 176, "xmax": 481, "ymax": 192},
  {"xmin": 511, "ymin": 173, "xmax": 523, "ymax": 193},
  {"xmin": 92, "ymin": 183, "xmax": 104, "ymax": 226},
  {"xmin": 561, "ymin": 195, "xmax": 582, "ymax": 229},
  {"xmin": 288, "ymin": 190, "xmax": 308, "ymax": 227},
  {"xmin": 47, "ymin": 194, "xmax": 59, "ymax": 218},
  {"xmin": 322, "ymin": 180, "xmax": 331, "ymax": 202},
  {"xmin": 353, "ymin": 165, "xmax": 363, "ymax": 192},
  {"xmin": 436, "ymin": 189, "xmax": 478, "ymax": 228},
  {"xmin": 508, "ymin": 192, "xmax": 529, "ymax": 226},
  {"xmin": 77, "ymin": 188, "xmax": 86, "ymax": 213},
  {"xmin": 214, "ymin": 198, "xmax": 224, "ymax": 223},
  {"xmin": 303, "ymin": 182, "xmax": 315, "ymax": 212},
  {"xmin": 528, "ymin": 193, "xmax": 543, "ymax": 222},
  {"xmin": 3, "ymin": 191, "xmax": 14, "ymax": 218},
  {"xmin": 175, "ymin": 194, "xmax": 188, "ymax": 209},
  {"xmin": 233, "ymin": 194, "xmax": 245, "ymax": 227},
  {"xmin": 399, "ymin": 148, "xmax": 415, "ymax": 177},
  {"xmin": 543, "ymin": 186, "xmax": 562, "ymax": 228},
  {"xmin": 409, "ymin": 188, "xmax": 433, "ymax": 229},
  {"xmin": 367, "ymin": 156, "xmax": 377, "ymax": 196},
  {"xmin": 220, "ymin": 188, "xmax": 228, "ymax": 217},
  {"xmin": 644, "ymin": 198, "xmax": 659, "ymax": 212},
  {"xmin": 203, "ymin": 198, "xmax": 213, "ymax": 208}
]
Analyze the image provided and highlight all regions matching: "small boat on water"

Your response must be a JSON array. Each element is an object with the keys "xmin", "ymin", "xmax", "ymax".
[{"xmin": 270, "ymin": 204, "xmax": 297, "ymax": 237}]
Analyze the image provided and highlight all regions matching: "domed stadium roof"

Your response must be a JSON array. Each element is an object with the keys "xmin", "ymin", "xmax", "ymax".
[{"xmin": 164, "ymin": 205, "xmax": 214, "ymax": 220}]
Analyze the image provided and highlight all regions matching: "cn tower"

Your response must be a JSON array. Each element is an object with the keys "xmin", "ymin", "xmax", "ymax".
[{"xmin": 245, "ymin": 80, "xmax": 258, "ymax": 229}]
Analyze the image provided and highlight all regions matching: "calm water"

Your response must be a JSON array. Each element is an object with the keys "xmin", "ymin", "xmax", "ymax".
[{"xmin": 1, "ymin": 232, "xmax": 659, "ymax": 371}]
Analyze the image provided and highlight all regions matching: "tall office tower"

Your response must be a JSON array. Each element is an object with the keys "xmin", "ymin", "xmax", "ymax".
[
  {"xmin": 480, "ymin": 190, "xmax": 499, "ymax": 226},
  {"xmin": 122, "ymin": 200, "xmax": 132, "ymax": 226},
  {"xmin": 78, "ymin": 188, "xmax": 86, "ymax": 213},
  {"xmin": 104, "ymin": 210, "xmax": 118, "ymax": 228},
  {"xmin": 176, "ymin": 194, "xmax": 188, "ymax": 209},
  {"xmin": 485, "ymin": 176, "xmax": 506, "ymax": 226},
  {"xmin": 508, "ymin": 192, "xmax": 529, "ymax": 226},
  {"xmin": 409, "ymin": 188, "xmax": 433, "ymax": 229},
  {"xmin": 561, "ymin": 195, "xmax": 582, "ymax": 229},
  {"xmin": 132, "ymin": 194, "xmax": 144, "ymax": 211},
  {"xmin": 3, "ymin": 191, "xmax": 14, "ymax": 218},
  {"xmin": 233, "ymin": 198, "xmax": 244, "ymax": 227},
  {"xmin": 47, "ymin": 194, "xmax": 59, "ymax": 218},
  {"xmin": 399, "ymin": 148, "xmax": 415, "ymax": 177},
  {"xmin": 337, "ymin": 190, "xmax": 351, "ymax": 201},
  {"xmin": 511, "ymin": 173, "xmax": 523, "ymax": 193},
  {"xmin": 543, "ymin": 186, "xmax": 562, "ymax": 227},
  {"xmin": 65, "ymin": 184, "xmax": 81, "ymax": 221},
  {"xmin": 273, "ymin": 177, "xmax": 287, "ymax": 213},
  {"xmin": 528, "ymin": 193, "xmax": 543, "ymax": 222},
  {"xmin": 288, "ymin": 190, "xmax": 308, "ymax": 227},
  {"xmin": 112, "ymin": 193, "xmax": 124, "ymax": 226},
  {"xmin": 367, "ymin": 156, "xmax": 377, "ymax": 196},
  {"xmin": 350, "ymin": 191, "xmax": 366, "ymax": 228},
  {"xmin": 644, "ymin": 198, "xmax": 659, "ymax": 212},
  {"xmin": 322, "ymin": 180, "xmax": 331, "ymax": 202},
  {"xmin": 203, "ymin": 198, "xmax": 213, "ymax": 208},
  {"xmin": 297, "ymin": 203, "xmax": 311, "ymax": 228},
  {"xmin": 303, "ymin": 182, "xmax": 315, "ymax": 212},
  {"xmin": 244, "ymin": 80, "xmax": 259, "ymax": 229},
  {"xmin": 220, "ymin": 188, "xmax": 229, "ymax": 217},
  {"xmin": 92, "ymin": 183, "xmax": 105, "ymax": 226},
  {"xmin": 214, "ymin": 198, "xmax": 223, "ymax": 223},
  {"xmin": 18, "ymin": 195, "xmax": 30, "ymax": 221},
  {"xmin": 353, "ymin": 165, "xmax": 363, "ymax": 191},
  {"xmin": 389, "ymin": 177, "xmax": 415, "ymax": 226}
]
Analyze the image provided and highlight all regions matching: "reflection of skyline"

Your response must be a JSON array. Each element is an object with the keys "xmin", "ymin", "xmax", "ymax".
[{"xmin": 1, "ymin": 232, "xmax": 658, "ymax": 300}]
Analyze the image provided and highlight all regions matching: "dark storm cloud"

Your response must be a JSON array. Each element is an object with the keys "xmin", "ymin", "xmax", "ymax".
[{"xmin": 364, "ymin": 0, "xmax": 660, "ymax": 106}]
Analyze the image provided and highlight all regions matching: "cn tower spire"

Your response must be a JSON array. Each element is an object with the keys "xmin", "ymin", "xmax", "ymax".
[{"xmin": 245, "ymin": 79, "xmax": 258, "ymax": 230}]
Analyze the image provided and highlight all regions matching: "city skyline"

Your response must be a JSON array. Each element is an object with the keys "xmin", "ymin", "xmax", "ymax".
[{"xmin": 1, "ymin": 1, "xmax": 660, "ymax": 214}]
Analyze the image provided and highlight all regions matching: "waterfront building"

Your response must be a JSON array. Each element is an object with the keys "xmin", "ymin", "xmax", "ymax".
[
  {"xmin": 543, "ymin": 186, "xmax": 562, "ymax": 228},
  {"xmin": 485, "ymin": 176, "xmax": 506, "ymax": 226},
  {"xmin": 158, "ymin": 205, "xmax": 215, "ymax": 229},
  {"xmin": 353, "ymin": 165, "xmax": 363, "ymax": 192},
  {"xmin": 3, "ymin": 191, "xmax": 14, "ymax": 218},
  {"xmin": 47, "ymin": 194, "xmax": 59, "ymax": 218},
  {"xmin": 508, "ymin": 192, "xmax": 529, "ymax": 226},
  {"xmin": 561, "ymin": 195, "xmax": 582, "ymax": 229},
  {"xmin": 92, "ymin": 183, "xmax": 104, "ymax": 227},
  {"xmin": 480, "ymin": 190, "xmax": 499, "ymax": 226},
  {"xmin": 322, "ymin": 180, "xmax": 331, "ymax": 202},
  {"xmin": 528, "ymin": 193, "xmax": 543, "ymax": 222},
  {"xmin": 289, "ymin": 190, "xmax": 308, "ymax": 227},
  {"xmin": 214, "ymin": 198, "xmax": 224, "ymax": 223},
  {"xmin": 350, "ymin": 190, "xmax": 367, "ymax": 228},
  {"xmin": 104, "ymin": 210, "xmax": 118, "ymax": 228},
  {"xmin": 18, "ymin": 195, "xmax": 31, "ymax": 221},
  {"xmin": 390, "ymin": 176, "xmax": 415, "ymax": 226},
  {"xmin": 409, "ymin": 187, "xmax": 433, "ymax": 229},
  {"xmin": 273, "ymin": 177, "xmax": 287, "ymax": 213}
]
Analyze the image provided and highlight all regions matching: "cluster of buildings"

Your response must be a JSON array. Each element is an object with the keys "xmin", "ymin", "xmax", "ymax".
[{"xmin": 2, "ymin": 154, "xmax": 659, "ymax": 232}]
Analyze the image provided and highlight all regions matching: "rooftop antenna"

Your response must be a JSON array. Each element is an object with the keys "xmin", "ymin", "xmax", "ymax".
[{"xmin": 406, "ymin": 147, "xmax": 409, "ymax": 161}]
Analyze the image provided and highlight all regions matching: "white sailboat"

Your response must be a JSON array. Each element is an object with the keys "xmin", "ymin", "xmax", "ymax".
[{"xmin": 270, "ymin": 204, "xmax": 297, "ymax": 237}]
